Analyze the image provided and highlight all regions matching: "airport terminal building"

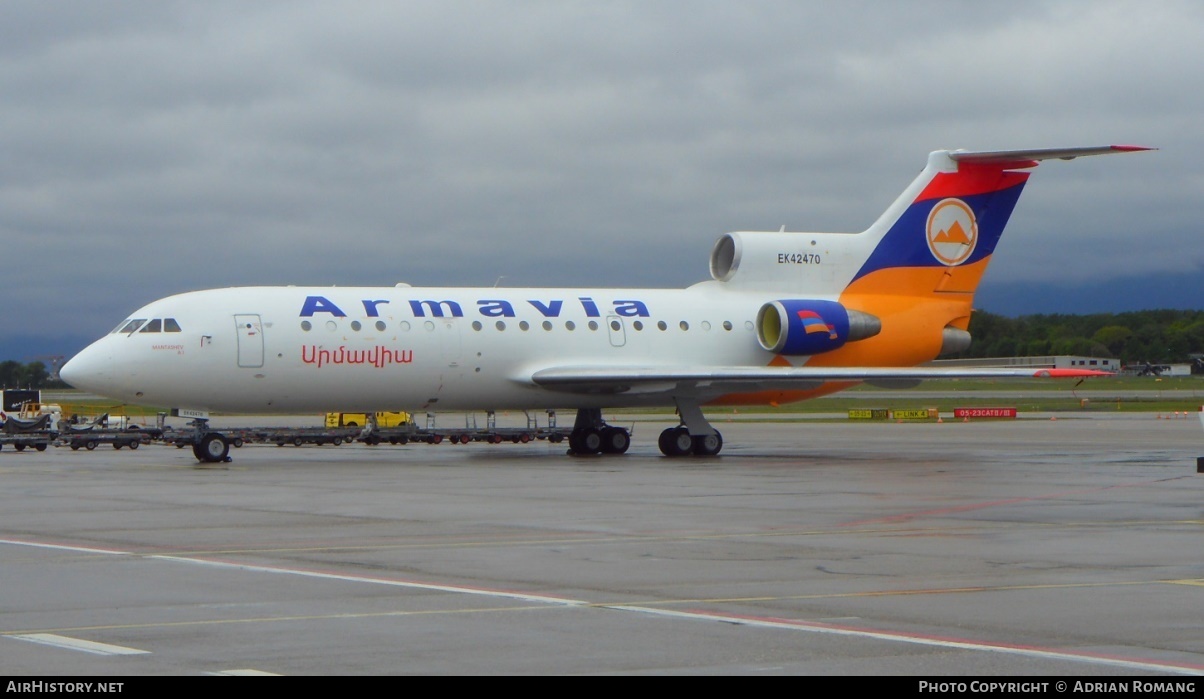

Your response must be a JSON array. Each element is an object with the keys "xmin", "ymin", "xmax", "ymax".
[{"xmin": 931, "ymin": 355, "xmax": 1200, "ymax": 376}]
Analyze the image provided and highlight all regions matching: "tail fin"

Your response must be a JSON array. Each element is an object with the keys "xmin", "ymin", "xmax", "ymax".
[
  {"xmin": 849, "ymin": 146, "xmax": 1151, "ymax": 295},
  {"xmin": 815, "ymin": 145, "xmax": 1153, "ymax": 366}
]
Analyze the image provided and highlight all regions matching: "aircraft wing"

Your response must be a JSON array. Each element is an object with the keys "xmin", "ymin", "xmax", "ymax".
[{"xmin": 527, "ymin": 365, "xmax": 1108, "ymax": 396}]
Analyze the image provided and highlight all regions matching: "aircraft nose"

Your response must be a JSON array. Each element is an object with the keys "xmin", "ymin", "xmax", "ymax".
[
  {"xmin": 58, "ymin": 355, "xmax": 80, "ymax": 388},
  {"xmin": 59, "ymin": 343, "xmax": 109, "ymax": 394}
]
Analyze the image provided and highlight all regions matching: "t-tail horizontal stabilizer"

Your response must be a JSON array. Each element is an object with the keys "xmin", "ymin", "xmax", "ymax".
[{"xmin": 949, "ymin": 145, "xmax": 1155, "ymax": 166}]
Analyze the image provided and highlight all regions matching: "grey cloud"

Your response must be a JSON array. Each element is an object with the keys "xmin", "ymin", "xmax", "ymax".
[{"xmin": 0, "ymin": 1, "xmax": 1198, "ymax": 357}]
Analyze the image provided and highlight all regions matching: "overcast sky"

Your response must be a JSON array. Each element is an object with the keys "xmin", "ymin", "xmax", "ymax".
[{"xmin": 1, "ymin": 1, "xmax": 1200, "ymax": 361}]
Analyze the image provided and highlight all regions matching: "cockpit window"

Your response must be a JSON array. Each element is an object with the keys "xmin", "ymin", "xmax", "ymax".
[
  {"xmin": 139, "ymin": 319, "xmax": 163, "ymax": 333},
  {"xmin": 163, "ymin": 318, "xmax": 182, "ymax": 332},
  {"xmin": 117, "ymin": 319, "xmax": 147, "ymax": 335}
]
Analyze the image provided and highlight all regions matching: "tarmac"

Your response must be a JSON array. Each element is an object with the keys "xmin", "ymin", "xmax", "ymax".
[{"xmin": 1, "ymin": 411, "xmax": 1202, "ymax": 676}]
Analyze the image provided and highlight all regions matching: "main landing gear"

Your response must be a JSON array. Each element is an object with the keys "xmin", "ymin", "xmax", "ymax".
[
  {"xmin": 566, "ymin": 408, "xmax": 631, "ymax": 456},
  {"xmin": 566, "ymin": 401, "xmax": 724, "ymax": 458},
  {"xmin": 658, "ymin": 399, "xmax": 723, "ymax": 457},
  {"xmin": 657, "ymin": 426, "xmax": 723, "ymax": 457}
]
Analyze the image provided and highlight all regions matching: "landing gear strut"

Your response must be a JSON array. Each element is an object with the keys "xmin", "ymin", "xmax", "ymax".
[{"xmin": 567, "ymin": 408, "xmax": 631, "ymax": 456}]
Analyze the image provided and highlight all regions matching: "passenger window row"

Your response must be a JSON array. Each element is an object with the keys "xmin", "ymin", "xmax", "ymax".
[{"xmin": 298, "ymin": 319, "xmax": 753, "ymax": 333}]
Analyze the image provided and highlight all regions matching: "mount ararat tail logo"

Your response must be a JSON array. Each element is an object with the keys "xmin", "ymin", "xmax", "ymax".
[{"xmin": 926, "ymin": 198, "xmax": 978, "ymax": 266}]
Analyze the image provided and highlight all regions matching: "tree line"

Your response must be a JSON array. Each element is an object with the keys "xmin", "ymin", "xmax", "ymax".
[
  {"xmin": 956, "ymin": 309, "xmax": 1204, "ymax": 365},
  {"xmin": 0, "ymin": 361, "xmax": 68, "ymax": 390}
]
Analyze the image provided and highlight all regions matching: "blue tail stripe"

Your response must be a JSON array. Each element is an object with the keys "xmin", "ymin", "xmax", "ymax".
[{"xmin": 851, "ymin": 181, "xmax": 1026, "ymax": 283}]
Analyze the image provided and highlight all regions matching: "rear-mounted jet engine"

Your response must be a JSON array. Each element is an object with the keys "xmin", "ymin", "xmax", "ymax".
[{"xmin": 756, "ymin": 300, "xmax": 881, "ymax": 355}]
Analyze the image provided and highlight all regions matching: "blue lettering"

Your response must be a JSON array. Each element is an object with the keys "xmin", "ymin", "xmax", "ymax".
[
  {"xmin": 409, "ymin": 300, "xmax": 464, "ymax": 318},
  {"xmin": 527, "ymin": 300, "xmax": 563, "ymax": 317},
  {"xmin": 613, "ymin": 300, "xmax": 650, "ymax": 317},
  {"xmin": 300, "ymin": 296, "xmax": 347, "ymax": 317},
  {"xmin": 305, "ymin": 295, "xmax": 652, "ymax": 321},
  {"xmin": 478, "ymin": 300, "xmax": 516, "ymax": 317},
  {"xmin": 362, "ymin": 299, "xmax": 390, "ymax": 317}
]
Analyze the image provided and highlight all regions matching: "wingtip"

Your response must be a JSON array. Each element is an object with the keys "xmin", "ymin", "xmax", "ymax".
[{"xmin": 1033, "ymin": 368, "xmax": 1114, "ymax": 378}]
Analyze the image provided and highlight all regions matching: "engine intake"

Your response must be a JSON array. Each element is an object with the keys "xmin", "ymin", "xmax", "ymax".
[{"xmin": 757, "ymin": 300, "xmax": 881, "ymax": 355}]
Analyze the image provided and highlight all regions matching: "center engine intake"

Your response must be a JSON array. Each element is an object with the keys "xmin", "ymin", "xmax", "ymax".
[{"xmin": 756, "ymin": 300, "xmax": 881, "ymax": 355}]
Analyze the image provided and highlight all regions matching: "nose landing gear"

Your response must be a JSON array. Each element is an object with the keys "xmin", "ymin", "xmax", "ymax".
[{"xmin": 186, "ymin": 419, "xmax": 231, "ymax": 463}]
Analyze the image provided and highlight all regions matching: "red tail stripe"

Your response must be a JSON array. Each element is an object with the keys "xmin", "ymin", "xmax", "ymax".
[{"xmin": 915, "ymin": 169, "xmax": 1030, "ymax": 202}]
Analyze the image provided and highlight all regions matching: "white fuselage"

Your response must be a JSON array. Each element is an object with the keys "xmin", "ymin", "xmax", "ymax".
[{"xmin": 62, "ymin": 282, "xmax": 820, "ymax": 414}]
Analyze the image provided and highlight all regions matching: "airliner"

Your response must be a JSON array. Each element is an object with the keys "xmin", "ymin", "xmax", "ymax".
[{"xmin": 59, "ymin": 145, "xmax": 1151, "ymax": 462}]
